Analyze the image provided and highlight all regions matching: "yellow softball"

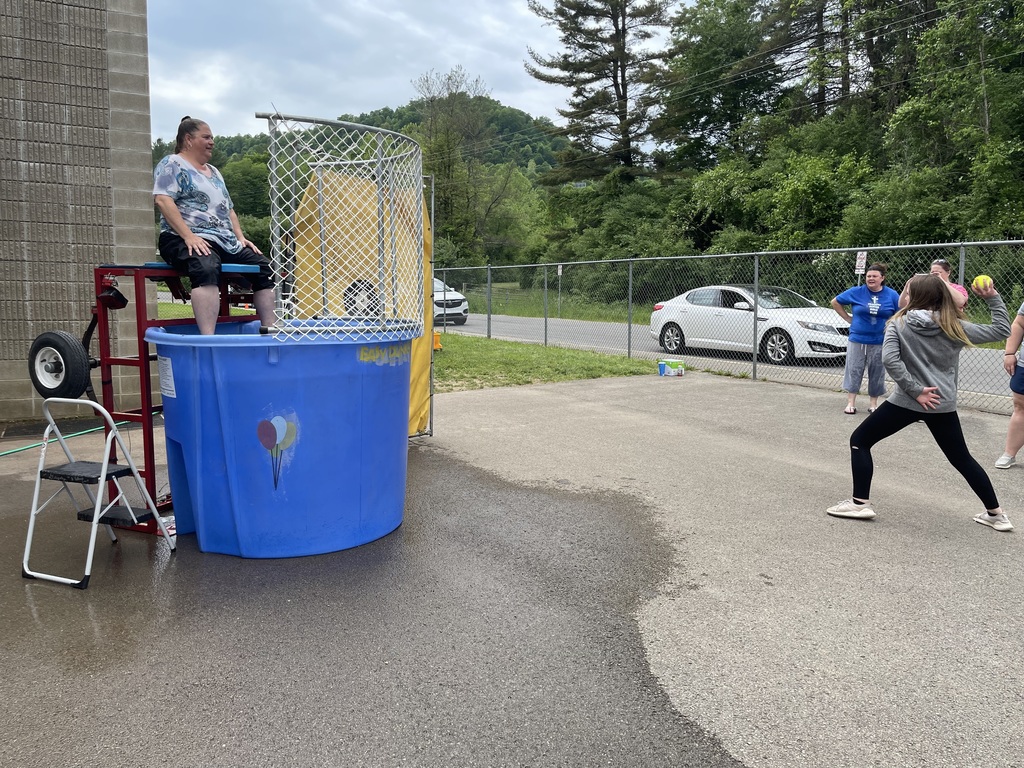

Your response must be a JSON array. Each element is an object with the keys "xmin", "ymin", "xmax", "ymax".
[{"xmin": 972, "ymin": 274, "xmax": 993, "ymax": 291}]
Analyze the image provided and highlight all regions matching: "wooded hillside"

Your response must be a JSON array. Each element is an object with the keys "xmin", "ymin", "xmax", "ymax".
[{"xmin": 154, "ymin": 0, "xmax": 1024, "ymax": 268}]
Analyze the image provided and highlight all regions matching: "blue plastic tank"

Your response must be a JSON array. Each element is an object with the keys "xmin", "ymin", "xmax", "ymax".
[{"xmin": 145, "ymin": 320, "xmax": 413, "ymax": 558}]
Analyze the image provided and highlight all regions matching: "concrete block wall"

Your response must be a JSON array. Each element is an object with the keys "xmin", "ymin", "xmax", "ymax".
[{"xmin": 0, "ymin": 0, "xmax": 154, "ymax": 427}]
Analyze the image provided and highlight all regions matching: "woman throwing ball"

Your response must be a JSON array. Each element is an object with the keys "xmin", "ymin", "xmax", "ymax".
[{"xmin": 827, "ymin": 273, "xmax": 1014, "ymax": 532}]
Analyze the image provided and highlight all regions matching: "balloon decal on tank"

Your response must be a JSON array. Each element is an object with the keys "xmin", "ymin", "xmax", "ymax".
[{"xmin": 257, "ymin": 416, "xmax": 297, "ymax": 489}]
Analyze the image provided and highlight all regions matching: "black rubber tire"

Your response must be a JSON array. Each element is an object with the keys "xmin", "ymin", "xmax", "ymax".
[
  {"xmin": 760, "ymin": 329, "xmax": 796, "ymax": 365},
  {"xmin": 28, "ymin": 331, "xmax": 91, "ymax": 399},
  {"xmin": 659, "ymin": 323, "xmax": 684, "ymax": 354},
  {"xmin": 453, "ymin": 317, "xmax": 468, "ymax": 326},
  {"xmin": 343, "ymin": 280, "xmax": 381, "ymax": 317}
]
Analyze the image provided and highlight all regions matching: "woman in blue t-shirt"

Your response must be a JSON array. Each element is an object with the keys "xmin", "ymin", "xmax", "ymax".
[{"xmin": 830, "ymin": 263, "xmax": 902, "ymax": 414}]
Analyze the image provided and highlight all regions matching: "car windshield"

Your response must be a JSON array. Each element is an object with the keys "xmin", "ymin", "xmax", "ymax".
[
  {"xmin": 750, "ymin": 286, "xmax": 816, "ymax": 309},
  {"xmin": 433, "ymin": 279, "xmax": 456, "ymax": 293}
]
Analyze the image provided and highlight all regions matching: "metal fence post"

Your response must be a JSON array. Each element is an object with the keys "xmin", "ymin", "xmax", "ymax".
[
  {"xmin": 486, "ymin": 265, "xmax": 492, "ymax": 339},
  {"xmin": 440, "ymin": 268, "xmax": 447, "ymax": 335},
  {"xmin": 627, "ymin": 259, "xmax": 634, "ymax": 358},
  {"xmin": 752, "ymin": 253, "xmax": 760, "ymax": 380},
  {"xmin": 543, "ymin": 265, "xmax": 549, "ymax": 347}
]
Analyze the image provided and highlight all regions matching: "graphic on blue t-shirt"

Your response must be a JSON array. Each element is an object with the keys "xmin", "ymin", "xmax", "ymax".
[{"xmin": 836, "ymin": 284, "xmax": 900, "ymax": 344}]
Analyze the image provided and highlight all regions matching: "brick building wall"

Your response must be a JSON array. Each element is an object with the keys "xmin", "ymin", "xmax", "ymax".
[{"xmin": 0, "ymin": 0, "xmax": 153, "ymax": 426}]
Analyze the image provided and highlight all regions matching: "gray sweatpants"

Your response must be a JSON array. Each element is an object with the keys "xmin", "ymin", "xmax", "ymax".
[{"xmin": 843, "ymin": 340, "xmax": 886, "ymax": 397}]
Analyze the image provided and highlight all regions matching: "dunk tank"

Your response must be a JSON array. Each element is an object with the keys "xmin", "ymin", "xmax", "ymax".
[{"xmin": 146, "ymin": 114, "xmax": 426, "ymax": 557}]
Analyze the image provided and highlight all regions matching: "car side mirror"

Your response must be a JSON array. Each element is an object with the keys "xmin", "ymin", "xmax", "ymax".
[{"xmin": 733, "ymin": 301, "xmax": 752, "ymax": 311}]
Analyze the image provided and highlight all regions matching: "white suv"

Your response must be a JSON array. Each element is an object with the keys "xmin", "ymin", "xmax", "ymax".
[{"xmin": 433, "ymin": 278, "xmax": 469, "ymax": 325}]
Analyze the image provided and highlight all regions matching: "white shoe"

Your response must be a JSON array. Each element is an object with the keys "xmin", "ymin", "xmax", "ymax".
[
  {"xmin": 995, "ymin": 454, "xmax": 1016, "ymax": 470},
  {"xmin": 974, "ymin": 511, "xmax": 1014, "ymax": 532},
  {"xmin": 827, "ymin": 499, "xmax": 876, "ymax": 520}
]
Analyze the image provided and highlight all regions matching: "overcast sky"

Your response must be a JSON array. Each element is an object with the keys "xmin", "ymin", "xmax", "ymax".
[{"xmin": 146, "ymin": 0, "xmax": 569, "ymax": 141}]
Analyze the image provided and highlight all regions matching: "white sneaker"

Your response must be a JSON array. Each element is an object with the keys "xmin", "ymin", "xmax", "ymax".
[
  {"xmin": 973, "ymin": 511, "xmax": 1014, "ymax": 532},
  {"xmin": 827, "ymin": 499, "xmax": 876, "ymax": 520},
  {"xmin": 995, "ymin": 454, "xmax": 1016, "ymax": 469}
]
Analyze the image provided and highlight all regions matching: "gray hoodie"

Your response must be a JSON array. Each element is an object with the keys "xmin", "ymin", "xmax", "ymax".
[{"xmin": 883, "ymin": 294, "xmax": 1009, "ymax": 413}]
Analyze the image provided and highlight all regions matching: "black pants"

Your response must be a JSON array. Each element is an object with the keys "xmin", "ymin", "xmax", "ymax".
[
  {"xmin": 158, "ymin": 231, "xmax": 274, "ymax": 291},
  {"xmin": 850, "ymin": 400, "xmax": 999, "ymax": 509}
]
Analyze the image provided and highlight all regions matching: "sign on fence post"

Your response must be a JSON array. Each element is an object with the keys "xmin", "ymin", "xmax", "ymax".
[
  {"xmin": 854, "ymin": 250, "xmax": 868, "ymax": 274},
  {"xmin": 557, "ymin": 264, "xmax": 562, "ymax": 318}
]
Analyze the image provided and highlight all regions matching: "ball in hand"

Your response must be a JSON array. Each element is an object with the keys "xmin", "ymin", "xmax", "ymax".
[{"xmin": 972, "ymin": 274, "xmax": 993, "ymax": 291}]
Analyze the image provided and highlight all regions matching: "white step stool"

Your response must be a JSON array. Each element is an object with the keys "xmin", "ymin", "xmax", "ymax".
[{"xmin": 22, "ymin": 397, "xmax": 176, "ymax": 589}]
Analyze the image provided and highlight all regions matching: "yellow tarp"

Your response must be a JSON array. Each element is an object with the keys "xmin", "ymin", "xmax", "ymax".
[
  {"xmin": 408, "ymin": 212, "xmax": 432, "ymax": 436},
  {"xmin": 291, "ymin": 172, "xmax": 421, "ymax": 319},
  {"xmin": 291, "ymin": 171, "xmax": 431, "ymax": 436}
]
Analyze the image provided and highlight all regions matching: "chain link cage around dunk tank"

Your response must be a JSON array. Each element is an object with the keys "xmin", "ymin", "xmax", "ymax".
[{"xmin": 257, "ymin": 112, "xmax": 425, "ymax": 341}]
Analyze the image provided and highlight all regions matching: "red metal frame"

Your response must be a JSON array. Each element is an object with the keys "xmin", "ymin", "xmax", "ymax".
[{"xmin": 92, "ymin": 263, "xmax": 256, "ymax": 529}]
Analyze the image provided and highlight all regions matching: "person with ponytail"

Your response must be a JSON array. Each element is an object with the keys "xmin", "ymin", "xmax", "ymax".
[
  {"xmin": 153, "ymin": 116, "xmax": 276, "ymax": 334},
  {"xmin": 827, "ymin": 274, "xmax": 1014, "ymax": 532}
]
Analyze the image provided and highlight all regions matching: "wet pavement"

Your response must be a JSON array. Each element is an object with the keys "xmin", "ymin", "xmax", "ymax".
[{"xmin": 1, "ymin": 373, "xmax": 1022, "ymax": 767}]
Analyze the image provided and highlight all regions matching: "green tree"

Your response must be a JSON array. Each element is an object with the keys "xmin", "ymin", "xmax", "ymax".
[
  {"xmin": 526, "ymin": 0, "xmax": 672, "ymax": 180},
  {"xmin": 210, "ymin": 133, "xmax": 270, "ymax": 164},
  {"xmin": 412, "ymin": 67, "xmax": 494, "ymax": 264},
  {"xmin": 835, "ymin": 167, "xmax": 958, "ymax": 245},
  {"xmin": 479, "ymin": 165, "xmax": 549, "ymax": 264},
  {"xmin": 220, "ymin": 154, "xmax": 271, "ymax": 218},
  {"xmin": 651, "ymin": 0, "xmax": 783, "ymax": 169},
  {"xmin": 753, "ymin": 149, "xmax": 872, "ymax": 249},
  {"xmin": 152, "ymin": 137, "xmax": 174, "ymax": 166},
  {"xmin": 236, "ymin": 214, "xmax": 271, "ymax": 255}
]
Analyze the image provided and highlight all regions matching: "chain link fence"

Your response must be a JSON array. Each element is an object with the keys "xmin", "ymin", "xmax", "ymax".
[
  {"xmin": 260, "ymin": 113, "xmax": 424, "ymax": 341},
  {"xmin": 437, "ymin": 241, "xmax": 1024, "ymax": 415}
]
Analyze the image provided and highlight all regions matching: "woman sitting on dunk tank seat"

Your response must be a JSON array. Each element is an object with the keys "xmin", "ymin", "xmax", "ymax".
[{"xmin": 152, "ymin": 116, "xmax": 276, "ymax": 335}]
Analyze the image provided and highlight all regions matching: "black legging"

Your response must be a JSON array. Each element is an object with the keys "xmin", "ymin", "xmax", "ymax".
[{"xmin": 850, "ymin": 400, "xmax": 999, "ymax": 509}]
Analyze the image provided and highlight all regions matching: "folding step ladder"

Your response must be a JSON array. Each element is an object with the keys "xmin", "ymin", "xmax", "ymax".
[{"xmin": 22, "ymin": 397, "xmax": 176, "ymax": 589}]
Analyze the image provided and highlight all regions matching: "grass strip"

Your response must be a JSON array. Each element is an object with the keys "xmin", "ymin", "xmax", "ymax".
[{"xmin": 432, "ymin": 332, "xmax": 654, "ymax": 393}]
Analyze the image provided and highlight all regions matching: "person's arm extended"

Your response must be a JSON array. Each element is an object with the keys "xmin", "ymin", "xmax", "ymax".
[
  {"xmin": 229, "ymin": 209, "xmax": 262, "ymax": 254},
  {"xmin": 154, "ymin": 194, "xmax": 211, "ymax": 256},
  {"xmin": 963, "ymin": 288, "xmax": 1009, "ymax": 345},
  {"xmin": 947, "ymin": 282, "xmax": 969, "ymax": 311}
]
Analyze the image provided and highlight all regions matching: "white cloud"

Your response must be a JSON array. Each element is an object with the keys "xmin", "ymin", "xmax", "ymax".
[{"xmin": 146, "ymin": 0, "xmax": 568, "ymax": 140}]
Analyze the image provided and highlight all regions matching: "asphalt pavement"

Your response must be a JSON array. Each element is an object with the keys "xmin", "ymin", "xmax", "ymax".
[{"xmin": 1, "ymin": 372, "xmax": 1022, "ymax": 767}]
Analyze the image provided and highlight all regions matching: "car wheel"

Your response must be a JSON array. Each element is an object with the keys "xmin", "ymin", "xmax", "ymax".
[
  {"xmin": 343, "ymin": 280, "xmax": 381, "ymax": 317},
  {"xmin": 659, "ymin": 323, "xmax": 684, "ymax": 354},
  {"xmin": 760, "ymin": 329, "xmax": 795, "ymax": 365},
  {"xmin": 453, "ymin": 317, "xmax": 467, "ymax": 326},
  {"xmin": 28, "ymin": 331, "xmax": 91, "ymax": 399}
]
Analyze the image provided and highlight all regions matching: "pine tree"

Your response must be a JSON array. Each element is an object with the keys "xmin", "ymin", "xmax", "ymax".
[
  {"xmin": 526, "ymin": 0, "xmax": 671, "ymax": 181},
  {"xmin": 651, "ymin": 0, "xmax": 783, "ymax": 169}
]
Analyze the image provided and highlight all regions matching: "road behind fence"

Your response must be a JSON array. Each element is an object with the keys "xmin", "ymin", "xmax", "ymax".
[{"xmin": 436, "ymin": 241, "xmax": 1024, "ymax": 415}]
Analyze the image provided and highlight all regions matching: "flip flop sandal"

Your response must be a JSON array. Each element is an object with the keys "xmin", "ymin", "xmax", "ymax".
[{"xmin": 844, "ymin": 406, "xmax": 857, "ymax": 415}]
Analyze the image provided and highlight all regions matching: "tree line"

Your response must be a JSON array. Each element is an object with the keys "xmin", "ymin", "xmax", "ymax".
[{"xmin": 153, "ymin": 0, "xmax": 1023, "ymax": 289}]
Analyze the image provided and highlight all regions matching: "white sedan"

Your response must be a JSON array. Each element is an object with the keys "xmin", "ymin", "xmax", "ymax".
[{"xmin": 650, "ymin": 284, "xmax": 850, "ymax": 364}]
